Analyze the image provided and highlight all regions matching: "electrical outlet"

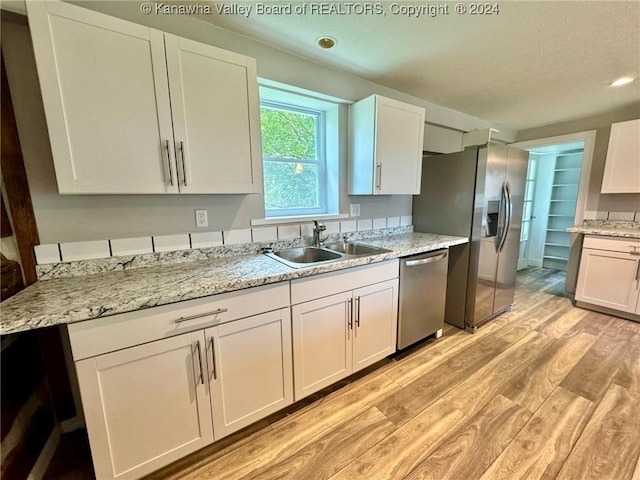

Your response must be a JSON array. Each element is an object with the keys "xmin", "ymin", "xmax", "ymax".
[
  {"xmin": 195, "ymin": 209, "xmax": 208, "ymax": 228},
  {"xmin": 350, "ymin": 204, "xmax": 361, "ymax": 217}
]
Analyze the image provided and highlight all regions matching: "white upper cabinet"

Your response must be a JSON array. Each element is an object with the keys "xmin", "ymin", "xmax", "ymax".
[
  {"xmin": 165, "ymin": 35, "xmax": 262, "ymax": 194},
  {"xmin": 601, "ymin": 119, "xmax": 640, "ymax": 193},
  {"xmin": 27, "ymin": 1, "xmax": 262, "ymax": 194},
  {"xmin": 349, "ymin": 95, "xmax": 425, "ymax": 195},
  {"xmin": 26, "ymin": 1, "xmax": 175, "ymax": 194}
]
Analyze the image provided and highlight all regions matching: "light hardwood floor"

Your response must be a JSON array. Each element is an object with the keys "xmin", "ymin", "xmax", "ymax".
[{"xmin": 146, "ymin": 268, "xmax": 640, "ymax": 480}]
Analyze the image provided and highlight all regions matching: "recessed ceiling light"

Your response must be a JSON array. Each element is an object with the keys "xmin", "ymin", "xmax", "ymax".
[
  {"xmin": 610, "ymin": 76, "xmax": 635, "ymax": 87},
  {"xmin": 317, "ymin": 37, "xmax": 337, "ymax": 49}
]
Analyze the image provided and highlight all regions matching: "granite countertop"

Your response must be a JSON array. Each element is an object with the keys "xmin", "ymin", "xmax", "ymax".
[
  {"xmin": 0, "ymin": 232, "xmax": 467, "ymax": 335},
  {"xmin": 566, "ymin": 220, "xmax": 640, "ymax": 239}
]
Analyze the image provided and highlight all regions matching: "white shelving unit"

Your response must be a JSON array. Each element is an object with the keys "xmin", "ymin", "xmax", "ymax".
[{"xmin": 542, "ymin": 153, "xmax": 582, "ymax": 271}]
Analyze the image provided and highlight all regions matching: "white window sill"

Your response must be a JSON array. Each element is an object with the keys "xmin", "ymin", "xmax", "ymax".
[{"xmin": 251, "ymin": 213, "xmax": 350, "ymax": 226}]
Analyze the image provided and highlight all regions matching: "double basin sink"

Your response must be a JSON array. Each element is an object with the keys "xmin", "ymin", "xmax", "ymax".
[{"xmin": 265, "ymin": 242, "xmax": 391, "ymax": 269}]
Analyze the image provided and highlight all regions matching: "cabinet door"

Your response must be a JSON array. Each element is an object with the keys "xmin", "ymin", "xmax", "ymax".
[
  {"xmin": 292, "ymin": 292, "xmax": 353, "ymax": 400},
  {"xmin": 601, "ymin": 119, "xmax": 640, "ymax": 193},
  {"xmin": 75, "ymin": 331, "xmax": 213, "ymax": 480},
  {"xmin": 165, "ymin": 34, "xmax": 262, "ymax": 194},
  {"xmin": 26, "ymin": 1, "xmax": 177, "ymax": 194},
  {"xmin": 576, "ymin": 248, "xmax": 640, "ymax": 313},
  {"xmin": 352, "ymin": 279, "xmax": 399, "ymax": 372},
  {"xmin": 375, "ymin": 96, "xmax": 425, "ymax": 195},
  {"xmin": 206, "ymin": 308, "xmax": 293, "ymax": 438}
]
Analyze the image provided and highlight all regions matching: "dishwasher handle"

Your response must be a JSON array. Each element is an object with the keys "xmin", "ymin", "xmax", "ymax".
[{"xmin": 404, "ymin": 252, "xmax": 447, "ymax": 267}]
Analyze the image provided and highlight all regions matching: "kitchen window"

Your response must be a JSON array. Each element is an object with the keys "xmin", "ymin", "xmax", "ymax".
[{"xmin": 259, "ymin": 83, "xmax": 340, "ymax": 219}]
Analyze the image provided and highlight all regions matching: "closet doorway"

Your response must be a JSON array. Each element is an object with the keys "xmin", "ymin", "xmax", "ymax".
[
  {"xmin": 512, "ymin": 130, "xmax": 595, "ymax": 294},
  {"xmin": 518, "ymin": 143, "xmax": 584, "ymax": 272}
]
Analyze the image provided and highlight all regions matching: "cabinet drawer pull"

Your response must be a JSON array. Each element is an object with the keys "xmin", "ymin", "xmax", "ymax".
[
  {"xmin": 209, "ymin": 336, "xmax": 217, "ymax": 380},
  {"xmin": 355, "ymin": 296, "xmax": 361, "ymax": 328},
  {"xmin": 347, "ymin": 298, "xmax": 353, "ymax": 331},
  {"xmin": 375, "ymin": 163, "xmax": 382, "ymax": 190},
  {"xmin": 175, "ymin": 308, "xmax": 228, "ymax": 324},
  {"xmin": 195, "ymin": 340, "xmax": 204, "ymax": 386},
  {"xmin": 163, "ymin": 139, "xmax": 174, "ymax": 186}
]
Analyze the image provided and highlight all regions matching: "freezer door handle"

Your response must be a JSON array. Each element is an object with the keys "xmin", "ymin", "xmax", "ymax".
[
  {"xmin": 499, "ymin": 182, "xmax": 513, "ymax": 252},
  {"xmin": 405, "ymin": 252, "xmax": 447, "ymax": 267}
]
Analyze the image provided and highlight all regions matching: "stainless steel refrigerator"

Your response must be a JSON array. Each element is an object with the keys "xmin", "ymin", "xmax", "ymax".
[{"xmin": 412, "ymin": 143, "xmax": 528, "ymax": 332}]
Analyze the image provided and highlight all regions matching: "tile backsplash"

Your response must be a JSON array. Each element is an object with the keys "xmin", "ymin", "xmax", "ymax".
[
  {"xmin": 583, "ymin": 211, "xmax": 640, "ymax": 222},
  {"xmin": 34, "ymin": 216, "xmax": 413, "ymax": 265}
]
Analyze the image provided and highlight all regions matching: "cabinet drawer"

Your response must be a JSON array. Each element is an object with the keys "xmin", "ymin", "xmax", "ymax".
[
  {"xmin": 291, "ymin": 260, "xmax": 399, "ymax": 305},
  {"xmin": 583, "ymin": 235, "xmax": 640, "ymax": 254},
  {"xmin": 68, "ymin": 282, "xmax": 290, "ymax": 360}
]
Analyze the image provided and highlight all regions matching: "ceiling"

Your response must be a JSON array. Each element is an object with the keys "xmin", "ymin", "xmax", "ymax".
[{"xmin": 196, "ymin": 0, "xmax": 640, "ymax": 131}]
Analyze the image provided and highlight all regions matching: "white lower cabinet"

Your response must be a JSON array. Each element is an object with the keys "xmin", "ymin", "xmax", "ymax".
[
  {"xmin": 575, "ymin": 236, "xmax": 640, "ymax": 315},
  {"xmin": 291, "ymin": 261, "xmax": 399, "ymax": 400},
  {"xmin": 292, "ymin": 292, "xmax": 353, "ymax": 399},
  {"xmin": 69, "ymin": 283, "xmax": 292, "ymax": 480},
  {"xmin": 352, "ymin": 281, "xmax": 399, "ymax": 371},
  {"xmin": 75, "ymin": 331, "xmax": 214, "ymax": 480},
  {"xmin": 70, "ymin": 262, "xmax": 401, "ymax": 479},
  {"xmin": 207, "ymin": 309, "xmax": 293, "ymax": 438}
]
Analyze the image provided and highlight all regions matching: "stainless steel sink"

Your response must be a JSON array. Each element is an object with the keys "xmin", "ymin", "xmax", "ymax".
[
  {"xmin": 271, "ymin": 246, "xmax": 342, "ymax": 264},
  {"xmin": 323, "ymin": 242, "xmax": 389, "ymax": 256},
  {"xmin": 265, "ymin": 242, "xmax": 390, "ymax": 269}
]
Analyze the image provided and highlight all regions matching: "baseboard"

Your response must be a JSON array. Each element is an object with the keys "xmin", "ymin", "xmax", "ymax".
[
  {"xmin": 575, "ymin": 301, "xmax": 640, "ymax": 323},
  {"xmin": 27, "ymin": 425, "xmax": 60, "ymax": 480}
]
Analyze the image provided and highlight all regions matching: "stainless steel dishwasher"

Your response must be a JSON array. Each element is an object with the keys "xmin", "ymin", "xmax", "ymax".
[{"xmin": 397, "ymin": 249, "xmax": 448, "ymax": 349}]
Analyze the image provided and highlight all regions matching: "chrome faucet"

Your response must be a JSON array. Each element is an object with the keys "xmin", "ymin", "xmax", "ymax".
[{"xmin": 312, "ymin": 220, "xmax": 327, "ymax": 247}]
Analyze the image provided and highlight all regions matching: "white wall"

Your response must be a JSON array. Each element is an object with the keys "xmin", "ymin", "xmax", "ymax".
[
  {"xmin": 1, "ymin": 4, "xmax": 514, "ymax": 243},
  {"xmin": 517, "ymin": 104, "xmax": 640, "ymax": 214}
]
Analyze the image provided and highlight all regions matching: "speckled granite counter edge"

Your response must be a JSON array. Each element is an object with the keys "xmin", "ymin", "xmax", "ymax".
[
  {"xmin": 566, "ymin": 220, "xmax": 640, "ymax": 239},
  {"xmin": 1, "ymin": 233, "xmax": 468, "ymax": 335}
]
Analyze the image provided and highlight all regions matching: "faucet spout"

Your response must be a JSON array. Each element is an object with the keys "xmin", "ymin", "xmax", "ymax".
[{"xmin": 312, "ymin": 220, "xmax": 327, "ymax": 247}]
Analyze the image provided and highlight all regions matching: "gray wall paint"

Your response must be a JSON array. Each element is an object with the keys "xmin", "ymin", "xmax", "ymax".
[
  {"xmin": 1, "ymin": 14, "xmax": 411, "ymax": 243},
  {"xmin": 516, "ymin": 103, "xmax": 640, "ymax": 213}
]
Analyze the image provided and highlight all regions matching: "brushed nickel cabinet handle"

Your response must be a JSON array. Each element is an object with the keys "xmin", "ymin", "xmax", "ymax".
[
  {"xmin": 347, "ymin": 298, "xmax": 353, "ymax": 331},
  {"xmin": 195, "ymin": 340, "xmax": 204, "ymax": 386},
  {"xmin": 174, "ymin": 308, "xmax": 228, "ymax": 324},
  {"xmin": 375, "ymin": 163, "xmax": 382, "ymax": 190},
  {"xmin": 179, "ymin": 140, "xmax": 187, "ymax": 187},
  {"xmin": 636, "ymin": 259, "xmax": 640, "ymax": 284},
  {"xmin": 355, "ymin": 296, "xmax": 361, "ymax": 328},
  {"xmin": 209, "ymin": 336, "xmax": 217, "ymax": 380},
  {"xmin": 164, "ymin": 139, "xmax": 174, "ymax": 186}
]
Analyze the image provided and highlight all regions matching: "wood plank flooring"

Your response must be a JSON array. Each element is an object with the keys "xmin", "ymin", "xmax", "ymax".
[{"xmin": 145, "ymin": 268, "xmax": 640, "ymax": 480}]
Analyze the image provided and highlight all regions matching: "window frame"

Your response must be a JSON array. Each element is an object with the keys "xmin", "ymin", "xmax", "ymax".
[{"xmin": 260, "ymin": 100, "xmax": 329, "ymax": 218}]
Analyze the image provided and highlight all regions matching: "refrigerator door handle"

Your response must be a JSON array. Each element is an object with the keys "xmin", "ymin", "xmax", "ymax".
[
  {"xmin": 495, "ymin": 182, "xmax": 507, "ymax": 252},
  {"xmin": 499, "ymin": 182, "xmax": 513, "ymax": 252}
]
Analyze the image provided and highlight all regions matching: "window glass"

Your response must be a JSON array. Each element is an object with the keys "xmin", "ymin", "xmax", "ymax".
[{"xmin": 261, "ymin": 102, "xmax": 326, "ymax": 216}]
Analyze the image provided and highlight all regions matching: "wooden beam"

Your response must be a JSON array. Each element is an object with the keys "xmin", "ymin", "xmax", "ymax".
[
  {"xmin": 1, "ymin": 53, "xmax": 39, "ymax": 285},
  {"xmin": 1, "ymin": 196, "xmax": 13, "ymax": 238}
]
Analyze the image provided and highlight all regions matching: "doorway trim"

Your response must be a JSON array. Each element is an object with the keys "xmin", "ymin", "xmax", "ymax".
[{"xmin": 512, "ymin": 130, "xmax": 596, "ymax": 225}]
